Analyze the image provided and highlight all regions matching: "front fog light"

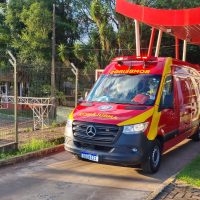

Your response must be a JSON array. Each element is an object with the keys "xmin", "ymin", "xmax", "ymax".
[
  {"xmin": 123, "ymin": 122, "xmax": 149, "ymax": 134},
  {"xmin": 66, "ymin": 119, "xmax": 73, "ymax": 127}
]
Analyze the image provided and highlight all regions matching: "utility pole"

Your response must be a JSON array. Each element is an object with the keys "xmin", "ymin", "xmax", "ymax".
[
  {"xmin": 8, "ymin": 51, "xmax": 18, "ymax": 149},
  {"xmin": 51, "ymin": 3, "xmax": 56, "ymax": 118}
]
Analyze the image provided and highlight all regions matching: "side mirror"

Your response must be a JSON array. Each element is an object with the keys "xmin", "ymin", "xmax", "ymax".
[
  {"xmin": 78, "ymin": 91, "xmax": 89, "ymax": 105},
  {"xmin": 159, "ymin": 94, "xmax": 174, "ymax": 111},
  {"xmin": 78, "ymin": 97, "xmax": 84, "ymax": 104}
]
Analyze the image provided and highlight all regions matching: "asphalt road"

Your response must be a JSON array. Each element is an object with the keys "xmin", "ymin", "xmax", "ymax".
[{"xmin": 0, "ymin": 139, "xmax": 200, "ymax": 200}]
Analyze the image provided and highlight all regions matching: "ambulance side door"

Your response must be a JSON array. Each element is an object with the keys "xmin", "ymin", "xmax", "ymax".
[
  {"xmin": 175, "ymin": 75, "xmax": 192, "ymax": 136},
  {"xmin": 158, "ymin": 75, "xmax": 180, "ymax": 150}
]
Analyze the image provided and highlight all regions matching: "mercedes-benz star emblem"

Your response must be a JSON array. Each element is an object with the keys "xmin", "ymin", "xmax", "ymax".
[{"xmin": 86, "ymin": 125, "xmax": 96, "ymax": 137}]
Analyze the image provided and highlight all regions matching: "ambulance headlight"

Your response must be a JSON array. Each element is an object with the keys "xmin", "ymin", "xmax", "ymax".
[
  {"xmin": 65, "ymin": 119, "xmax": 73, "ymax": 137},
  {"xmin": 123, "ymin": 122, "xmax": 149, "ymax": 134}
]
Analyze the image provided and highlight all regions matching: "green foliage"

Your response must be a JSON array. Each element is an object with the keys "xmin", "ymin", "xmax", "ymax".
[
  {"xmin": 41, "ymin": 84, "xmax": 51, "ymax": 96},
  {"xmin": 0, "ymin": 0, "xmax": 81, "ymax": 98},
  {"xmin": 74, "ymin": 41, "xmax": 99, "ymax": 73},
  {"xmin": 127, "ymin": 0, "xmax": 200, "ymax": 8},
  {"xmin": 9, "ymin": 2, "xmax": 52, "ymax": 65},
  {"xmin": 58, "ymin": 44, "xmax": 67, "ymax": 63},
  {"xmin": 74, "ymin": 43, "xmax": 87, "ymax": 62},
  {"xmin": 177, "ymin": 155, "xmax": 200, "ymax": 187},
  {"xmin": 51, "ymin": 120, "xmax": 58, "ymax": 128},
  {"xmin": 187, "ymin": 45, "xmax": 200, "ymax": 64},
  {"xmin": 0, "ymin": 3, "xmax": 10, "ymax": 69},
  {"xmin": 115, "ymin": 13, "xmax": 135, "ymax": 55},
  {"xmin": 90, "ymin": 0, "xmax": 118, "ymax": 67},
  {"xmin": 91, "ymin": 0, "xmax": 111, "ymax": 52},
  {"xmin": 56, "ymin": 90, "xmax": 66, "ymax": 105},
  {"xmin": 29, "ymin": 79, "xmax": 51, "ymax": 97},
  {"xmin": 0, "ymin": 4, "xmax": 10, "ymax": 44},
  {"xmin": 21, "ymin": 139, "xmax": 54, "ymax": 152},
  {"xmin": 0, "ymin": 139, "xmax": 55, "ymax": 160},
  {"xmin": 153, "ymin": 0, "xmax": 200, "ymax": 9}
]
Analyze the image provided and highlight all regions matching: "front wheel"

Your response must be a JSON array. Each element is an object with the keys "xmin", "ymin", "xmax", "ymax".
[{"xmin": 141, "ymin": 140, "xmax": 161, "ymax": 174}]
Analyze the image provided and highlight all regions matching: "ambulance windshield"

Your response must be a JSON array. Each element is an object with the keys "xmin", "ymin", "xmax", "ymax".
[{"xmin": 86, "ymin": 74, "xmax": 161, "ymax": 106}]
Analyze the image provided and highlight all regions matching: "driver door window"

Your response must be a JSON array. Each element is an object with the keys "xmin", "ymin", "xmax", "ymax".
[{"xmin": 160, "ymin": 76, "xmax": 174, "ymax": 109}]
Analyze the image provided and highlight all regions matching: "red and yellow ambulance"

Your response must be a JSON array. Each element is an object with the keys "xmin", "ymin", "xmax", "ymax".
[{"xmin": 65, "ymin": 56, "xmax": 200, "ymax": 173}]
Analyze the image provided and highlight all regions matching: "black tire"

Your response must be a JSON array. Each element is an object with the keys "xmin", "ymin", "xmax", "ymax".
[
  {"xmin": 192, "ymin": 126, "xmax": 200, "ymax": 141},
  {"xmin": 141, "ymin": 140, "xmax": 161, "ymax": 174}
]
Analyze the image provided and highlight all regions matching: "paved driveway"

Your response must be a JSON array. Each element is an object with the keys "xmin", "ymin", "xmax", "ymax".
[{"xmin": 0, "ymin": 139, "xmax": 200, "ymax": 200}]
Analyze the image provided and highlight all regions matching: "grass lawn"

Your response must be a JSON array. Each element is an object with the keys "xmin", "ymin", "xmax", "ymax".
[
  {"xmin": 0, "ymin": 109, "xmax": 32, "ymax": 119},
  {"xmin": 177, "ymin": 155, "xmax": 200, "ymax": 187},
  {"xmin": 0, "ymin": 139, "xmax": 57, "ymax": 160}
]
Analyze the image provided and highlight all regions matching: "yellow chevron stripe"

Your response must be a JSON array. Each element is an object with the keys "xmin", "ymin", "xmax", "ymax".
[
  {"xmin": 147, "ymin": 57, "xmax": 172, "ymax": 140},
  {"xmin": 68, "ymin": 109, "xmax": 75, "ymax": 120},
  {"xmin": 117, "ymin": 107, "xmax": 155, "ymax": 126},
  {"xmin": 117, "ymin": 58, "xmax": 173, "ymax": 140}
]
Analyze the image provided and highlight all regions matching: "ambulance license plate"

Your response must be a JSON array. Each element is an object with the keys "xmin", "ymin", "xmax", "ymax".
[{"xmin": 81, "ymin": 152, "xmax": 99, "ymax": 162}]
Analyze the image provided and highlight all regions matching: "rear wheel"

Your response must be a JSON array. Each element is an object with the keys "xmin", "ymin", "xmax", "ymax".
[
  {"xmin": 192, "ymin": 126, "xmax": 200, "ymax": 141},
  {"xmin": 141, "ymin": 140, "xmax": 161, "ymax": 174}
]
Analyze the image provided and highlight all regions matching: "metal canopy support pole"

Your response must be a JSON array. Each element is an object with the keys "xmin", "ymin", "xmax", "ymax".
[
  {"xmin": 175, "ymin": 37, "xmax": 179, "ymax": 60},
  {"xmin": 71, "ymin": 63, "xmax": 78, "ymax": 107},
  {"xmin": 155, "ymin": 30, "xmax": 163, "ymax": 57},
  {"xmin": 182, "ymin": 40, "xmax": 187, "ymax": 61},
  {"xmin": 134, "ymin": 19, "xmax": 141, "ymax": 57},
  {"xmin": 148, "ymin": 27, "xmax": 156, "ymax": 57},
  {"xmin": 8, "ymin": 51, "xmax": 18, "ymax": 149}
]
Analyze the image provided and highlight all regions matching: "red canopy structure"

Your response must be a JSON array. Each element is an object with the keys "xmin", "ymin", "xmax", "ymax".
[
  {"xmin": 116, "ymin": 0, "xmax": 200, "ymax": 61},
  {"xmin": 116, "ymin": 0, "xmax": 200, "ymax": 45}
]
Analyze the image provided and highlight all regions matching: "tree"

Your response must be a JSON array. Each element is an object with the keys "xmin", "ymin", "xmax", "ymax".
[
  {"xmin": 0, "ymin": 3, "xmax": 8, "ymax": 43},
  {"xmin": 152, "ymin": 0, "xmax": 200, "ymax": 9},
  {"xmin": 70, "ymin": 0, "xmax": 137, "ymax": 70},
  {"xmin": 0, "ymin": 2, "xmax": 10, "ymax": 69},
  {"xmin": 5, "ymin": 1, "xmax": 52, "ymax": 68}
]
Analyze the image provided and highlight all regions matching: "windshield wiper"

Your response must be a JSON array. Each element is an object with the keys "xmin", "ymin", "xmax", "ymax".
[
  {"xmin": 88, "ymin": 100, "xmax": 146, "ymax": 106},
  {"xmin": 108, "ymin": 101, "xmax": 143, "ymax": 105}
]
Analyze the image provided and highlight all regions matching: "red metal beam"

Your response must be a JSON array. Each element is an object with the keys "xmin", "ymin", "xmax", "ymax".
[
  {"xmin": 116, "ymin": 0, "xmax": 200, "ymax": 26},
  {"xmin": 116, "ymin": 0, "xmax": 200, "ymax": 45},
  {"xmin": 148, "ymin": 28, "xmax": 156, "ymax": 56},
  {"xmin": 175, "ymin": 37, "xmax": 179, "ymax": 60}
]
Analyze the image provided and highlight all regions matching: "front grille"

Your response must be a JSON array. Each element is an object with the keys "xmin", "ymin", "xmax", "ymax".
[
  {"xmin": 74, "ymin": 141, "xmax": 113, "ymax": 152},
  {"xmin": 72, "ymin": 121, "xmax": 121, "ymax": 144}
]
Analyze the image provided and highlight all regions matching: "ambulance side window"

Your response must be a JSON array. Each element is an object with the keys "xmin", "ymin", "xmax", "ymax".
[{"xmin": 159, "ymin": 76, "xmax": 174, "ymax": 110}]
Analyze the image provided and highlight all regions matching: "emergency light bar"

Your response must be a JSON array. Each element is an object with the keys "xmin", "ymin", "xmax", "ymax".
[{"xmin": 112, "ymin": 56, "xmax": 158, "ymax": 62}]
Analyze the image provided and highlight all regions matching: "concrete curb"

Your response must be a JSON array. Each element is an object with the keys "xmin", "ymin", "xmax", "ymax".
[
  {"xmin": 0, "ymin": 144, "xmax": 64, "ymax": 168},
  {"xmin": 146, "ymin": 174, "xmax": 177, "ymax": 200}
]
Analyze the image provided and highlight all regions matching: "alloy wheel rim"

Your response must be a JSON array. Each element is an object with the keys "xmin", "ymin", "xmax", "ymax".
[{"xmin": 152, "ymin": 146, "xmax": 160, "ymax": 167}]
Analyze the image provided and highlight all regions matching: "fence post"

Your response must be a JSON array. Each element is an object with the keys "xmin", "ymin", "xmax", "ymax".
[
  {"xmin": 7, "ymin": 51, "xmax": 18, "ymax": 149},
  {"xmin": 71, "ymin": 63, "xmax": 79, "ymax": 107},
  {"xmin": 51, "ymin": 3, "xmax": 56, "ymax": 119}
]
